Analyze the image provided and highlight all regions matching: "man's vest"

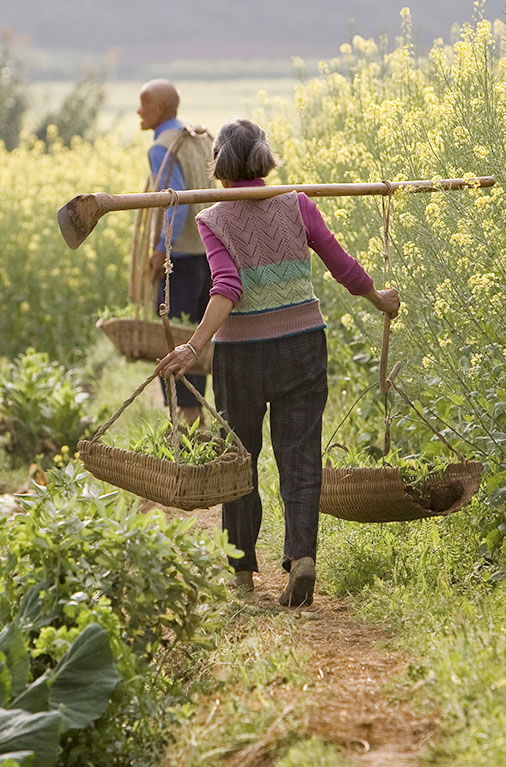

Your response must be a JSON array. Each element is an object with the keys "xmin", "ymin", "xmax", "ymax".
[
  {"xmin": 151, "ymin": 125, "xmax": 215, "ymax": 254},
  {"xmin": 197, "ymin": 191, "xmax": 325, "ymax": 343}
]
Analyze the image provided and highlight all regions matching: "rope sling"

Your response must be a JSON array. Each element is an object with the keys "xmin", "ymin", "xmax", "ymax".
[
  {"xmin": 65, "ymin": 177, "xmax": 490, "ymax": 518},
  {"xmin": 319, "ymin": 182, "xmax": 482, "ymax": 522},
  {"xmin": 78, "ymin": 188, "xmax": 253, "ymax": 510},
  {"xmin": 96, "ymin": 126, "xmax": 214, "ymax": 375}
]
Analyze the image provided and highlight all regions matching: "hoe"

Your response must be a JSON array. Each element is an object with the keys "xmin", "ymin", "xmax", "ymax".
[{"xmin": 57, "ymin": 177, "xmax": 495, "ymax": 249}]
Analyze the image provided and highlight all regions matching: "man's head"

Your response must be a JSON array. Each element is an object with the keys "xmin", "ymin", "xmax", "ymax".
[{"xmin": 137, "ymin": 79, "xmax": 180, "ymax": 131}]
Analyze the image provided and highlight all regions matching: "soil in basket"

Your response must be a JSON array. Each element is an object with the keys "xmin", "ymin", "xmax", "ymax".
[{"xmin": 404, "ymin": 480, "xmax": 463, "ymax": 512}]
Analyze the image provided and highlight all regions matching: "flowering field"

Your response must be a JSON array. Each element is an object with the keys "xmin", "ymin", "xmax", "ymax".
[
  {"xmin": 262, "ymin": 13, "xmax": 506, "ymax": 474},
  {"xmin": 2, "ymin": 9, "xmax": 506, "ymax": 766},
  {"xmin": 0, "ymin": 132, "xmax": 144, "ymax": 361},
  {"xmin": 1, "ymin": 12, "xmax": 505, "ymax": 480}
]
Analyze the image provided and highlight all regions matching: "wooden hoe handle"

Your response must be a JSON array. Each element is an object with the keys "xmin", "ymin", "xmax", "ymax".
[{"xmin": 57, "ymin": 176, "xmax": 495, "ymax": 249}]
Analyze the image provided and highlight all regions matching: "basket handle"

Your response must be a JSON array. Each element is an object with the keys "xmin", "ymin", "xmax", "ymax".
[
  {"xmin": 378, "ymin": 181, "xmax": 396, "ymax": 395},
  {"xmin": 179, "ymin": 375, "xmax": 250, "ymax": 458},
  {"xmin": 387, "ymin": 378, "xmax": 465, "ymax": 461},
  {"xmin": 89, "ymin": 371, "xmax": 159, "ymax": 443},
  {"xmin": 87, "ymin": 369, "xmax": 249, "ymax": 458},
  {"xmin": 379, "ymin": 313, "xmax": 391, "ymax": 394}
]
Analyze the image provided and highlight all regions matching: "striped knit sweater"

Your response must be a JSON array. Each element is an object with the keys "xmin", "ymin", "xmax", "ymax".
[{"xmin": 196, "ymin": 191, "xmax": 325, "ymax": 343}]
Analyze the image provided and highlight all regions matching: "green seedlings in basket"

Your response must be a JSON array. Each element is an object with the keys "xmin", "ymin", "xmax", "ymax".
[
  {"xmin": 322, "ymin": 444, "xmax": 378, "ymax": 468},
  {"xmin": 323, "ymin": 445, "xmax": 455, "ymax": 491},
  {"xmin": 128, "ymin": 417, "xmax": 235, "ymax": 465},
  {"xmin": 98, "ymin": 304, "xmax": 152, "ymax": 321},
  {"xmin": 395, "ymin": 453, "xmax": 455, "ymax": 491},
  {"xmin": 97, "ymin": 305, "xmax": 198, "ymax": 327}
]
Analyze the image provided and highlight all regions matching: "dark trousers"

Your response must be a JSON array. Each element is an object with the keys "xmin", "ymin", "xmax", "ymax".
[
  {"xmin": 157, "ymin": 254, "xmax": 212, "ymax": 408},
  {"xmin": 212, "ymin": 330, "xmax": 328, "ymax": 573}
]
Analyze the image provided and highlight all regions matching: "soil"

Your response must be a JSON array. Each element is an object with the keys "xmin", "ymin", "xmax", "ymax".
[
  {"xmin": 156, "ymin": 503, "xmax": 439, "ymax": 767},
  {"xmin": 404, "ymin": 480, "xmax": 463, "ymax": 512}
]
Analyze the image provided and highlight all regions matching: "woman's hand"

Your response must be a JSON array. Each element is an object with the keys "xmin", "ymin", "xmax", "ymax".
[
  {"xmin": 365, "ymin": 287, "xmax": 401, "ymax": 318},
  {"xmin": 155, "ymin": 344, "xmax": 197, "ymax": 380},
  {"xmin": 154, "ymin": 295, "xmax": 233, "ymax": 381}
]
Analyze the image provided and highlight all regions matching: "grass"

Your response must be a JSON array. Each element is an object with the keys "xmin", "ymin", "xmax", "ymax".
[
  {"xmin": 162, "ymin": 600, "xmax": 312, "ymax": 766},
  {"xmin": 311, "ymin": 492, "xmax": 506, "ymax": 765},
  {"xmin": 252, "ymin": 404, "xmax": 506, "ymax": 765},
  {"xmin": 4, "ymin": 346, "xmax": 506, "ymax": 765}
]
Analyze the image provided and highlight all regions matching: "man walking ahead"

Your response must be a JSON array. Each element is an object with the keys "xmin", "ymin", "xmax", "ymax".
[{"xmin": 136, "ymin": 79, "xmax": 214, "ymax": 424}]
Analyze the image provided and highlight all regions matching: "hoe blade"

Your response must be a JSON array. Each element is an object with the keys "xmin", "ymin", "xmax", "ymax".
[{"xmin": 57, "ymin": 194, "xmax": 103, "ymax": 249}]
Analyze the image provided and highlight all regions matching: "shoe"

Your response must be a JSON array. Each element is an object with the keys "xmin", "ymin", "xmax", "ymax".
[
  {"xmin": 234, "ymin": 570, "xmax": 254, "ymax": 593},
  {"xmin": 279, "ymin": 557, "xmax": 315, "ymax": 607}
]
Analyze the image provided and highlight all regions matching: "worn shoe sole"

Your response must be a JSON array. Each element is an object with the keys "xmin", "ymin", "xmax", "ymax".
[{"xmin": 279, "ymin": 565, "xmax": 315, "ymax": 607}]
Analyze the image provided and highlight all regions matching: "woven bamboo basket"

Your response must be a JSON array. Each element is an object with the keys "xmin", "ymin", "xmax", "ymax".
[
  {"xmin": 320, "ymin": 460, "xmax": 482, "ymax": 523},
  {"xmin": 96, "ymin": 317, "xmax": 213, "ymax": 375},
  {"xmin": 78, "ymin": 365, "xmax": 252, "ymax": 510},
  {"xmin": 78, "ymin": 435, "xmax": 252, "ymax": 511}
]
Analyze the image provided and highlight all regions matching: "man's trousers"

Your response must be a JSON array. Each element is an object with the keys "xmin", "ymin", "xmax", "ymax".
[{"xmin": 157, "ymin": 253, "xmax": 212, "ymax": 408}]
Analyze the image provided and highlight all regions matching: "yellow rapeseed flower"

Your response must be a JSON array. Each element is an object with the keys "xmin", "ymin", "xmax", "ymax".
[{"xmin": 473, "ymin": 145, "xmax": 489, "ymax": 159}]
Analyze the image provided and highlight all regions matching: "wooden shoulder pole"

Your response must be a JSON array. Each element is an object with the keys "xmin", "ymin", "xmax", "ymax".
[{"xmin": 58, "ymin": 176, "xmax": 495, "ymax": 248}]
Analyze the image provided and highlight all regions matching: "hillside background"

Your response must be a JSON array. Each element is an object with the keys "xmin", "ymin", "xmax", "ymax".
[{"xmin": 2, "ymin": 0, "xmax": 505, "ymax": 79}]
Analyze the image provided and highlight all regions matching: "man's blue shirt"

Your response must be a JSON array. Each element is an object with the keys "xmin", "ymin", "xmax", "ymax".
[{"xmin": 149, "ymin": 118, "xmax": 188, "ymax": 253}]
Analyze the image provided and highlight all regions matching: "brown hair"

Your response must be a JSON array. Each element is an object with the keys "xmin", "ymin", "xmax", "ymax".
[{"xmin": 211, "ymin": 119, "xmax": 278, "ymax": 181}]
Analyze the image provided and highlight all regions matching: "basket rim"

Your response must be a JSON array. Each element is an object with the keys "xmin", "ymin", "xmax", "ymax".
[
  {"xmin": 77, "ymin": 438, "xmax": 251, "ymax": 470},
  {"xmin": 96, "ymin": 316, "xmax": 197, "ymax": 332},
  {"xmin": 323, "ymin": 460, "xmax": 482, "ymax": 477}
]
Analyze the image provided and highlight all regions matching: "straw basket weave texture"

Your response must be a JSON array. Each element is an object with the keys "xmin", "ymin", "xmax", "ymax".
[
  {"xmin": 78, "ymin": 438, "xmax": 252, "ymax": 511},
  {"xmin": 96, "ymin": 317, "xmax": 213, "ymax": 375},
  {"xmin": 320, "ymin": 461, "xmax": 482, "ymax": 522}
]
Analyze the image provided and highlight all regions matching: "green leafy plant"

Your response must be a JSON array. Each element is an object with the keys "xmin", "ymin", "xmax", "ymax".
[
  {"xmin": 98, "ymin": 304, "xmax": 197, "ymax": 327},
  {"xmin": 127, "ymin": 416, "xmax": 235, "ymax": 465},
  {"xmin": 0, "ymin": 349, "xmax": 91, "ymax": 465},
  {"xmin": 0, "ymin": 462, "xmax": 238, "ymax": 764},
  {"xmin": 0, "ymin": 622, "xmax": 119, "ymax": 767}
]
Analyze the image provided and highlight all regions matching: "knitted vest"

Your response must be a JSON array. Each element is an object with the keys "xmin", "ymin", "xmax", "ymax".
[
  {"xmin": 197, "ymin": 191, "xmax": 325, "ymax": 343},
  {"xmin": 151, "ymin": 125, "xmax": 215, "ymax": 254}
]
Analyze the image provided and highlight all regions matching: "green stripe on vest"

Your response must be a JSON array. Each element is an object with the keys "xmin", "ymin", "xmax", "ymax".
[{"xmin": 233, "ymin": 259, "xmax": 316, "ymax": 313}]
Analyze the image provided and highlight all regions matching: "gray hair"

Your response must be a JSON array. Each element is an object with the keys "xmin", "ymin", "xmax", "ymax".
[{"xmin": 211, "ymin": 119, "xmax": 278, "ymax": 181}]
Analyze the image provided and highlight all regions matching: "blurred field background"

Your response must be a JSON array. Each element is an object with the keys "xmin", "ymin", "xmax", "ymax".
[
  {"xmin": 28, "ymin": 76, "xmax": 297, "ymax": 135},
  {"xmin": 3, "ymin": 4, "xmax": 506, "ymax": 764}
]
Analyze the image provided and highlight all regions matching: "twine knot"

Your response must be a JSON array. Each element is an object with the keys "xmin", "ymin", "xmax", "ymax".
[
  {"xmin": 160, "ymin": 188, "xmax": 181, "ymax": 208},
  {"xmin": 381, "ymin": 179, "xmax": 394, "ymax": 195}
]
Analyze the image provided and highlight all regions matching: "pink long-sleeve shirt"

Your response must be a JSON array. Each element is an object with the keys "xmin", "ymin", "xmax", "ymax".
[{"xmin": 197, "ymin": 178, "xmax": 373, "ymax": 306}]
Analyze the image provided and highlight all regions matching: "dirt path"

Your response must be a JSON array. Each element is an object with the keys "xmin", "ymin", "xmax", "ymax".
[
  {"xmin": 254, "ymin": 552, "xmax": 436, "ymax": 765},
  {"xmin": 158, "ymin": 503, "xmax": 438, "ymax": 766}
]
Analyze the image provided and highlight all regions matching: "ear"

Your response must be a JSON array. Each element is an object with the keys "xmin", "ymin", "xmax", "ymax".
[{"xmin": 156, "ymin": 103, "xmax": 167, "ymax": 121}]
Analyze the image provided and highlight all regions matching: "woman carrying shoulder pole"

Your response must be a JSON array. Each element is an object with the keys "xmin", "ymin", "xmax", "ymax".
[{"xmin": 155, "ymin": 119, "xmax": 400, "ymax": 607}]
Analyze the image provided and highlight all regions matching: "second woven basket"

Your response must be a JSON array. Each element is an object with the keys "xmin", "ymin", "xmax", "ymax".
[
  {"xmin": 97, "ymin": 317, "xmax": 213, "ymax": 376},
  {"xmin": 320, "ymin": 460, "xmax": 482, "ymax": 523}
]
